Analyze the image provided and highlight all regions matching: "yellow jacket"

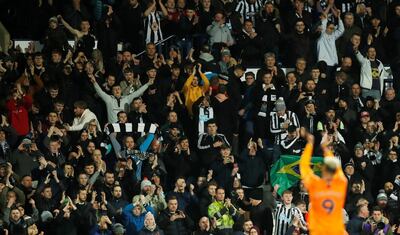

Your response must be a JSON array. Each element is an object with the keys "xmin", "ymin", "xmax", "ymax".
[{"xmin": 182, "ymin": 73, "xmax": 210, "ymax": 116}]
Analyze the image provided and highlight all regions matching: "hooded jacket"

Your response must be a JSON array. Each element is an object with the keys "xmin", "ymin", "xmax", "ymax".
[
  {"xmin": 355, "ymin": 51, "xmax": 388, "ymax": 95},
  {"xmin": 317, "ymin": 18, "xmax": 344, "ymax": 66},
  {"xmin": 6, "ymin": 95, "xmax": 32, "ymax": 136},
  {"xmin": 182, "ymin": 73, "xmax": 210, "ymax": 116},
  {"xmin": 122, "ymin": 203, "xmax": 155, "ymax": 235}
]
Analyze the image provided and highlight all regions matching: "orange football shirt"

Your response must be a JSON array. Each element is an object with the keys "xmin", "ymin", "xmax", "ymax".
[{"xmin": 299, "ymin": 143, "xmax": 348, "ymax": 235}]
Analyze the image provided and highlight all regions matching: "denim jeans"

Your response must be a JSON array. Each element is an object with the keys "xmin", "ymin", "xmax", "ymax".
[
  {"xmin": 362, "ymin": 88, "xmax": 381, "ymax": 101},
  {"xmin": 176, "ymin": 38, "xmax": 193, "ymax": 59}
]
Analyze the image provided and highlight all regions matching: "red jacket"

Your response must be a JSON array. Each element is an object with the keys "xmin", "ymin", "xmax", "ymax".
[{"xmin": 6, "ymin": 95, "xmax": 32, "ymax": 136}]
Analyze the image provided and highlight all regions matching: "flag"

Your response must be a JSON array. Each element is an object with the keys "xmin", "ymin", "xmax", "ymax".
[{"xmin": 270, "ymin": 155, "xmax": 323, "ymax": 195}]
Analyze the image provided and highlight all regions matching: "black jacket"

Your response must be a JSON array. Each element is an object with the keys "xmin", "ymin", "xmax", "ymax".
[
  {"xmin": 211, "ymin": 96, "xmax": 238, "ymax": 142},
  {"xmin": 255, "ymin": 11, "xmax": 281, "ymax": 53},
  {"xmin": 157, "ymin": 210, "xmax": 194, "ymax": 235},
  {"xmin": 346, "ymin": 216, "xmax": 365, "ymax": 235},
  {"xmin": 8, "ymin": 219, "xmax": 28, "ymax": 235},
  {"xmin": 197, "ymin": 133, "xmax": 230, "ymax": 167},
  {"xmin": 237, "ymin": 149, "xmax": 267, "ymax": 188},
  {"xmin": 236, "ymin": 31, "xmax": 264, "ymax": 66},
  {"xmin": 97, "ymin": 13, "xmax": 121, "ymax": 60},
  {"xmin": 117, "ymin": 2, "xmax": 144, "ymax": 51},
  {"xmin": 139, "ymin": 227, "xmax": 165, "ymax": 235},
  {"xmin": 210, "ymin": 156, "xmax": 235, "ymax": 192}
]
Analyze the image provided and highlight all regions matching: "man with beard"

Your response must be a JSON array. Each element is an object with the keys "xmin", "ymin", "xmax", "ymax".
[
  {"xmin": 108, "ymin": 185, "xmax": 129, "ymax": 224},
  {"xmin": 382, "ymin": 181, "xmax": 399, "ymax": 223},
  {"xmin": 193, "ymin": 216, "xmax": 214, "ymax": 235}
]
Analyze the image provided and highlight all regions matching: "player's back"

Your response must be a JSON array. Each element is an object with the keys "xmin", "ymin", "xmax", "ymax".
[{"xmin": 307, "ymin": 175, "xmax": 347, "ymax": 235}]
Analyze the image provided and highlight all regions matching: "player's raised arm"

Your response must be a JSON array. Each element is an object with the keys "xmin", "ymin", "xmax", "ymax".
[{"xmin": 300, "ymin": 133, "xmax": 315, "ymax": 186}]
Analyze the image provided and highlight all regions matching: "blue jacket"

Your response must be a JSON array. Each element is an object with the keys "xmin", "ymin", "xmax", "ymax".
[{"xmin": 122, "ymin": 204, "xmax": 155, "ymax": 235}]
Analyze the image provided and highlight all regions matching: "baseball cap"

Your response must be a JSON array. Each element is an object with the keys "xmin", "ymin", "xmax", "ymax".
[
  {"xmin": 221, "ymin": 49, "xmax": 231, "ymax": 57},
  {"xmin": 49, "ymin": 16, "xmax": 58, "ymax": 23}
]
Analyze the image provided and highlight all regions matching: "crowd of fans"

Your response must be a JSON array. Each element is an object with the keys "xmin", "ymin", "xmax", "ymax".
[{"xmin": 0, "ymin": 0, "xmax": 400, "ymax": 234}]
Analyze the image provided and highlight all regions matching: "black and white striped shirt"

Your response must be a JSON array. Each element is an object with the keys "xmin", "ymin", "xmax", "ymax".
[
  {"xmin": 198, "ymin": 106, "xmax": 214, "ymax": 134},
  {"xmin": 273, "ymin": 203, "xmax": 304, "ymax": 235},
  {"xmin": 336, "ymin": 0, "xmax": 355, "ymax": 13},
  {"xmin": 270, "ymin": 111, "xmax": 300, "ymax": 144},
  {"xmin": 144, "ymin": 11, "xmax": 163, "ymax": 43},
  {"xmin": 235, "ymin": 0, "xmax": 264, "ymax": 24}
]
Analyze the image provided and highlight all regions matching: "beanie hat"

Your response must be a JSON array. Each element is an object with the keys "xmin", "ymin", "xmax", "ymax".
[
  {"xmin": 376, "ymin": 189, "xmax": 388, "ymax": 202},
  {"xmin": 248, "ymin": 189, "xmax": 263, "ymax": 201},
  {"xmin": 25, "ymin": 217, "xmax": 35, "ymax": 227},
  {"xmin": 354, "ymin": 142, "xmax": 364, "ymax": 151},
  {"xmin": 40, "ymin": 211, "xmax": 53, "ymax": 222},
  {"xmin": 275, "ymin": 98, "xmax": 286, "ymax": 112},
  {"xmin": 112, "ymin": 223, "xmax": 126, "ymax": 235},
  {"xmin": 141, "ymin": 178, "xmax": 152, "ymax": 191}
]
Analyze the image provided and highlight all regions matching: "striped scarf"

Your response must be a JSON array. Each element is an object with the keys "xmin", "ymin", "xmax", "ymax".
[{"xmin": 104, "ymin": 123, "xmax": 158, "ymax": 135}]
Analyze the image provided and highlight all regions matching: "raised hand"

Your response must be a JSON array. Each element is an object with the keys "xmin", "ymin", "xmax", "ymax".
[
  {"xmin": 197, "ymin": 63, "xmax": 202, "ymax": 73},
  {"xmin": 88, "ymin": 74, "xmax": 96, "ymax": 83},
  {"xmin": 44, "ymin": 174, "xmax": 51, "ymax": 184},
  {"xmin": 148, "ymin": 77, "xmax": 155, "ymax": 85}
]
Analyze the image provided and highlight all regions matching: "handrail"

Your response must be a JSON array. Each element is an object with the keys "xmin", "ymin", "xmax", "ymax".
[{"xmin": 135, "ymin": 35, "xmax": 176, "ymax": 57}]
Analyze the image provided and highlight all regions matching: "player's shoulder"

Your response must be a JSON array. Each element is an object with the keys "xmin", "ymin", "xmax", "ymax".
[{"xmin": 304, "ymin": 173, "xmax": 322, "ymax": 186}]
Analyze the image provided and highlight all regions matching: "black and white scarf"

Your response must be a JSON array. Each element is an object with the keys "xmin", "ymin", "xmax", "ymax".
[{"xmin": 104, "ymin": 123, "xmax": 158, "ymax": 135}]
